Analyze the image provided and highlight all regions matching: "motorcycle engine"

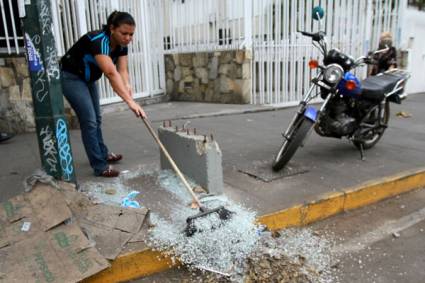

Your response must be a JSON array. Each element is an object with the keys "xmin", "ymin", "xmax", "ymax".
[{"xmin": 316, "ymin": 98, "xmax": 357, "ymax": 137}]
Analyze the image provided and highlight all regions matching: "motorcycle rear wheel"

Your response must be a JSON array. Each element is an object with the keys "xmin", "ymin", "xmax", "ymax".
[
  {"xmin": 353, "ymin": 100, "xmax": 390, "ymax": 150},
  {"xmin": 272, "ymin": 117, "xmax": 314, "ymax": 172}
]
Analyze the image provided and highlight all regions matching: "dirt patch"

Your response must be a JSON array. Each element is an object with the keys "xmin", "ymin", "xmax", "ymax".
[{"xmin": 244, "ymin": 253, "xmax": 315, "ymax": 283}]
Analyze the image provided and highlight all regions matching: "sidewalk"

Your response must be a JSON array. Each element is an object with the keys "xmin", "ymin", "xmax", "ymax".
[
  {"xmin": 2, "ymin": 94, "xmax": 424, "ymax": 211},
  {"xmin": 1, "ymin": 93, "xmax": 425, "ymax": 281}
]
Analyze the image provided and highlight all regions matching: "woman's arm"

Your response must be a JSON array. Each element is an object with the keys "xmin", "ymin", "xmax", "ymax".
[
  {"xmin": 117, "ymin": 56, "xmax": 132, "ymax": 96},
  {"xmin": 95, "ymin": 54, "xmax": 146, "ymax": 118}
]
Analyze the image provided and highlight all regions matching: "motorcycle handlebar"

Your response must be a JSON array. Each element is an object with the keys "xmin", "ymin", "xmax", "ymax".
[
  {"xmin": 298, "ymin": 30, "xmax": 326, "ymax": 42},
  {"xmin": 299, "ymin": 31, "xmax": 315, "ymax": 37},
  {"xmin": 354, "ymin": 47, "xmax": 389, "ymax": 66},
  {"xmin": 353, "ymin": 56, "xmax": 372, "ymax": 67}
]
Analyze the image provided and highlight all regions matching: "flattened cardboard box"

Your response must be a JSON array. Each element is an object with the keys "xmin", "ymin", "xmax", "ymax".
[
  {"xmin": 0, "ymin": 223, "xmax": 109, "ymax": 283},
  {"xmin": 26, "ymin": 184, "xmax": 73, "ymax": 231},
  {"xmin": 1, "ymin": 182, "xmax": 152, "ymax": 281},
  {"xmin": 0, "ymin": 185, "xmax": 71, "ymax": 249},
  {"xmin": 79, "ymin": 204, "xmax": 148, "ymax": 260},
  {"xmin": 0, "ymin": 185, "xmax": 110, "ymax": 282}
]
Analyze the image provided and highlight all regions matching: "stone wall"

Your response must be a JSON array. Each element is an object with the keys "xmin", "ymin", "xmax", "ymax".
[
  {"xmin": 0, "ymin": 57, "xmax": 80, "ymax": 133},
  {"xmin": 0, "ymin": 57, "xmax": 35, "ymax": 133},
  {"xmin": 165, "ymin": 50, "xmax": 252, "ymax": 104}
]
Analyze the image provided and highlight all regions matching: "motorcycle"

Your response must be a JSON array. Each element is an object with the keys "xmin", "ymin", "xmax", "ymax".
[{"xmin": 272, "ymin": 6, "xmax": 411, "ymax": 172}]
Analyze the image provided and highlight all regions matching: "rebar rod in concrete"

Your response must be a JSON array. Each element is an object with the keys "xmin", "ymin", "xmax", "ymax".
[{"xmin": 141, "ymin": 117, "xmax": 202, "ymax": 208}]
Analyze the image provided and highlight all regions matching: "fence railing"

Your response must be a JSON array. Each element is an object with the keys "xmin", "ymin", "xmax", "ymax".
[
  {"xmin": 161, "ymin": 0, "xmax": 405, "ymax": 105},
  {"xmin": 3, "ymin": 0, "xmax": 407, "ymax": 105},
  {"xmin": 371, "ymin": 0, "xmax": 405, "ymax": 49},
  {"xmin": 51, "ymin": 0, "xmax": 165, "ymax": 105},
  {"xmin": 162, "ymin": 0, "xmax": 249, "ymax": 54},
  {"xmin": 0, "ymin": 0, "xmax": 23, "ymax": 54},
  {"xmin": 251, "ymin": 0, "xmax": 372, "ymax": 105}
]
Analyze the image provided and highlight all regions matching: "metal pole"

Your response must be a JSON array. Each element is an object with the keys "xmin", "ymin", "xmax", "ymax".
[{"xmin": 19, "ymin": 0, "xmax": 77, "ymax": 184}]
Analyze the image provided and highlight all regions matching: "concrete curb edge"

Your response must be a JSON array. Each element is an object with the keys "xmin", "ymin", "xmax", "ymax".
[{"xmin": 84, "ymin": 167, "xmax": 425, "ymax": 283}]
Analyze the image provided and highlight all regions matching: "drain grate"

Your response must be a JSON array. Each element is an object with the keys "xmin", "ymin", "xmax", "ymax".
[{"xmin": 237, "ymin": 160, "xmax": 309, "ymax": 182}]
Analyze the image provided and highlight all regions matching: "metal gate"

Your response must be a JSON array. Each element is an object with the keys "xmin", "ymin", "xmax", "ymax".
[
  {"xmin": 4, "ymin": 0, "xmax": 407, "ymax": 105},
  {"xmin": 252, "ymin": 0, "xmax": 407, "ymax": 106},
  {"xmin": 159, "ymin": 0, "xmax": 406, "ymax": 105},
  {"xmin": 161, "ymin": 0, "xmax": 248, "ymax": 54},
  {"xmin": 51, "ymin": 0, "xmax": 165, "ymax": 105}
]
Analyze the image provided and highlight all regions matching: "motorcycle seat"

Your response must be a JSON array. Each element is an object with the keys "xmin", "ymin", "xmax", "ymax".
[{"xmin": 361, "ymin": 73, "xmax": 404, "ymax": 100}]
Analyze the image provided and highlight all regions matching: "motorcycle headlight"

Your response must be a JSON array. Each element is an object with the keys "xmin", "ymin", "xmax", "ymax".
[{"xmin": 323, "ymin": 64, "xmax": 344, "ymax": 84}]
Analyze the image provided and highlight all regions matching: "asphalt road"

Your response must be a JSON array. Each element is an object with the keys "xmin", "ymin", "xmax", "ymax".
[
  {"xmin": 134, "ymin": 188, "xmax": 425, "ymax": 283},
  {"xmin": 313, "ymin": 188, "xmax": 425, "ymax": 283}
]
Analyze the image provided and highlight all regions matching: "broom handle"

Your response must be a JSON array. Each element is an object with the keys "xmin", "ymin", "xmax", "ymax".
[{"xmin": 142, "ymin": 117, "xmax": 202, "ymax": 207}]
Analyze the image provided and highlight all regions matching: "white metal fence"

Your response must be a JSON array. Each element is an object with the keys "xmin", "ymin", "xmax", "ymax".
[
  {"xmin": 0, "ymin": 0, "xmax": 23, "ymax": 54},
  {"xmin": 3, "ymin": 0, "xmax": 406, "ymax": 105},
  {"xmin": 251, "ymin": 0, "xmax": 371, "ymax": 105},
  {"xmin": 370, "ymin": 0, "xmax": 406, "ymax": 50},
  {"xmin": 161, "ymin": 0, "xmax": 407, "ymax": 105},
  {"xmin": 50, "ymin": 0, "xmax": 165, "ymax": 105},
  {"xmin": 162, "ymin": 0, "xmax": 249, "ymax": 54}
]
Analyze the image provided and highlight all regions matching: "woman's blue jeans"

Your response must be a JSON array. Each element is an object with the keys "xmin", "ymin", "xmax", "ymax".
[{"xmin": 61, "ymin": 71, "xmax": 109, "ymax": 175}]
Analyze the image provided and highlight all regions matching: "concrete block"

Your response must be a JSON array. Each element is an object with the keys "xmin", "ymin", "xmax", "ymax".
[{"xmin": 158, "ymin": 126, "xmax": 223, "ymax": 195}]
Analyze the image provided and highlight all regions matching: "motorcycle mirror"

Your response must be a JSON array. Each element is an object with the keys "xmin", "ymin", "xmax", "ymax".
[{"xmin": 312, "ymin": 6, "xmax": 324, "ymax": 20}]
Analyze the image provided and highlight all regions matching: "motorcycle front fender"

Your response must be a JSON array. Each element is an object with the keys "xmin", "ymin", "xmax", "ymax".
[{"xmin": 304, "ymin": 106, "xmax": 318, "ymax": 122}]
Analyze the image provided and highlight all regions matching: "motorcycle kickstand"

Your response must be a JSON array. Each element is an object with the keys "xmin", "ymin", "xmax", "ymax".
[{"xmin": 359, "ymin": 143, "xmax": 365, "ymax": 161}]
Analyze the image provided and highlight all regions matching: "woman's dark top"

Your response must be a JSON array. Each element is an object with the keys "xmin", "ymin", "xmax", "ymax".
[
  {"xmin": 371, "ymin": 46, "xmax": 397, "ymax": 75},
  {"xmin": 61, "ymin": 30, "xmax": 128, "ymax": 82}
]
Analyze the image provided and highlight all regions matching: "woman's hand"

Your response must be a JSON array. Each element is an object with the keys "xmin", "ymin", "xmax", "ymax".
[
  {"xmin": 127, "ymin": 100, "xmax": 146, "ymax": 118},
  {"xmin": 126, "ymin": 84, "xmax": 133, "ymax": 98}
]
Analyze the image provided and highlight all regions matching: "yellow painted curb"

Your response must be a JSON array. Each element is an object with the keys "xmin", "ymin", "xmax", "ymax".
[
  {"xmin": 344, "ymin": 169, "xmax": 425, "ymax": 211},
  {"xmin": 83, "ymin": 250, "xmax": 178, "ymax": 283},
  {"xmin": 257, "ymin": 204, "xmax": 302, "ymax": 231},
  {"xmin": 84, "ymin": 167, "xmax": 425, "ymax": 282},
  {"xmin": 302, "ymin": 192, "xmax": 345, "ymax": 225},
  {"xmin": 258, "ymin": 167, "xmax": 425, "ymax": 230}
]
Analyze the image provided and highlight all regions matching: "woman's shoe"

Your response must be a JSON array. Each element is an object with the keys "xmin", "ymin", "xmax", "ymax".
[
  {"xmin": 107, "ymin": 152, "xmax": 123, "ymax": 163},
  {"xmin": 99, "ymin": 166, "xmax": 120, "ymax": 177}
]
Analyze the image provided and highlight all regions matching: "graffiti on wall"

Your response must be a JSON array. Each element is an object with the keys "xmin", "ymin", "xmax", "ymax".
[
  {"xmin": 56, "ymin": 119, "xmax": 74, "ymax": 181},
  {"xmin": 40, "ymin": 125, "xmax": 58, "ymax": 173}
]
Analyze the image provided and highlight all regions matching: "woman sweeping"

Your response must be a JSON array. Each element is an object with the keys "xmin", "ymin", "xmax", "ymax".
[{"xmin": 61, "ymin": 11, "xmax": 145, "ymax": 177}]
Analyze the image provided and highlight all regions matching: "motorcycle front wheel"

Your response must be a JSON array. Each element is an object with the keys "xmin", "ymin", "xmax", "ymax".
[
  {"xmin": 353, "ymin": 100, "xmax": 390, "ymax": 150},
  {"xmin": 272, "ymin": 117, "xmax": 314, "ymax": 172}
]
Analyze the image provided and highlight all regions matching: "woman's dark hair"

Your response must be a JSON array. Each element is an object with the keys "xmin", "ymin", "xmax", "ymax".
[{"xmin": 103, "ymin": 11, "xmax": 135, "ymax": 34}]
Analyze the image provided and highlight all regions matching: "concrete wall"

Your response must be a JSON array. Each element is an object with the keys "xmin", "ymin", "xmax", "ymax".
[
  {"xmin": 401, "ymin": 8, "xmax": 425, "ymax": 94},
  {"xmin": 0, "ymin": 57, "xmax": 35, "ymax": 133},
  {"xmin": 158, "ymin": 126, "xmax": 223, "ymax": 195},
  {"xmin": 165, "ymin": 50, "xmax": 251, "ymax": 104},
  {"xmin": 0, "ymin": 57, "xmax": 79, "ymax": 134}
]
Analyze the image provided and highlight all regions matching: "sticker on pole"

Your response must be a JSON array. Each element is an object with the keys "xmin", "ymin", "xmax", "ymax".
[{"xmin": 25, "ymin": 33, "xmax": 44, "ymax": 72}]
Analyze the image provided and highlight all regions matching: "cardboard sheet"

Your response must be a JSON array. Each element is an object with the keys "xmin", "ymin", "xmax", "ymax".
[
  {"xmin": 0, "ymin": 224, "xmax": 109, "ymax": 283},
  {"xmin": 79, "ymin": 204, "xmax": 148, "ymax": 259}
]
